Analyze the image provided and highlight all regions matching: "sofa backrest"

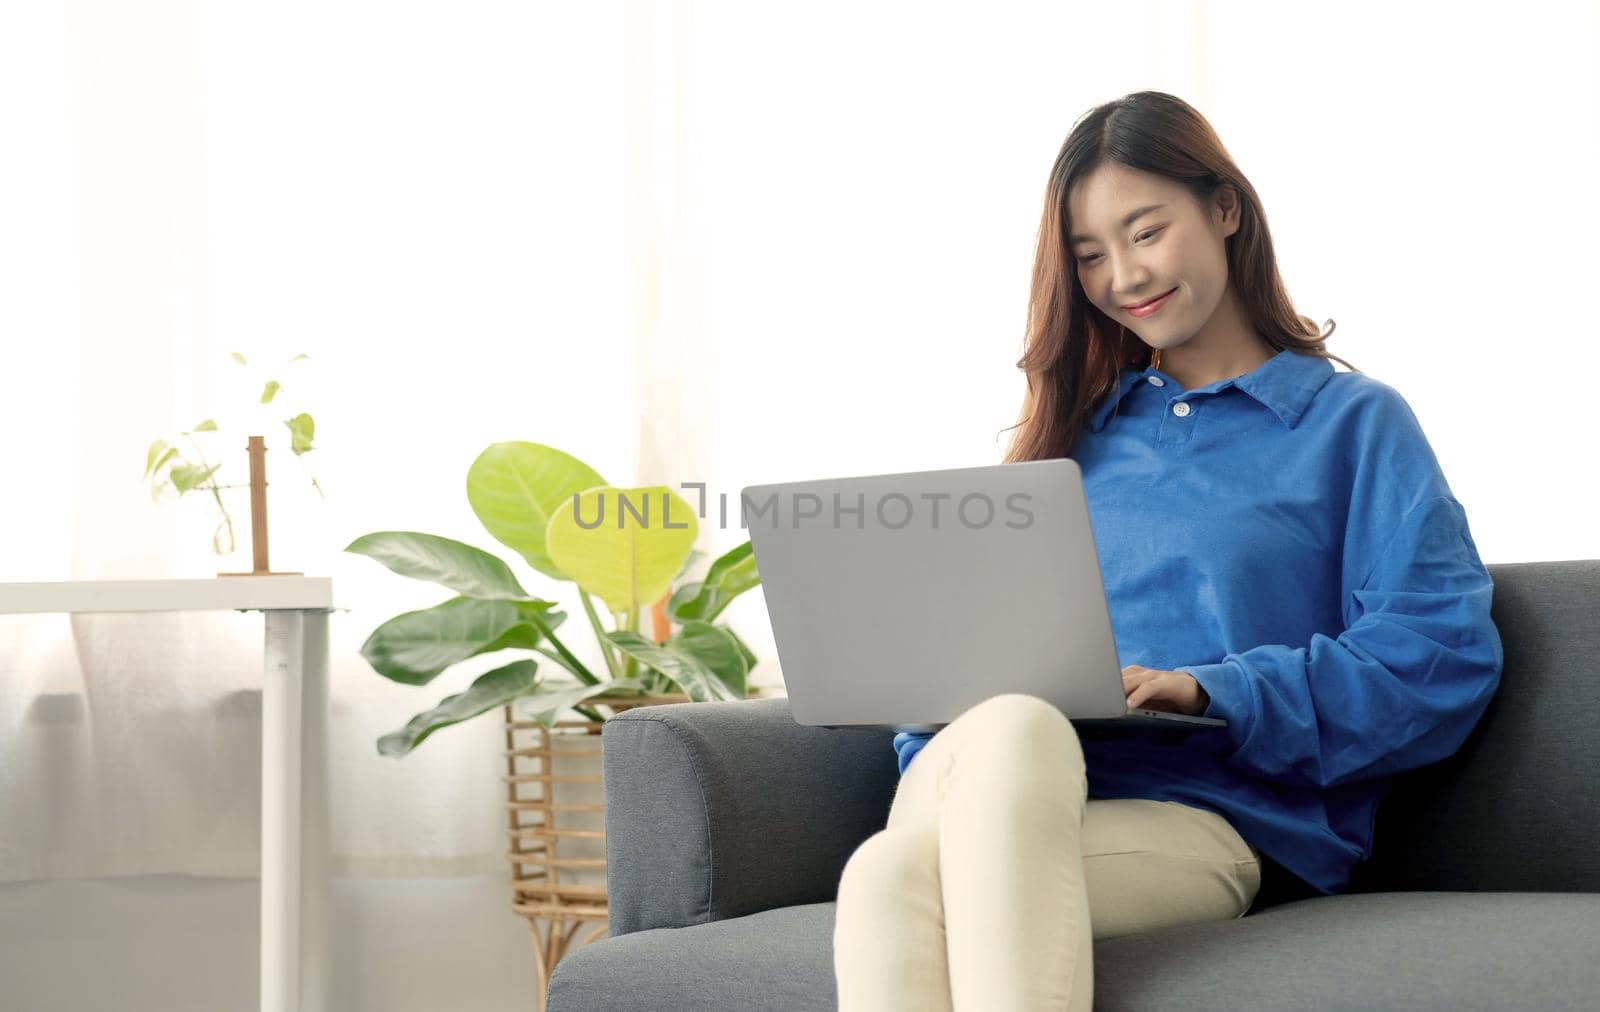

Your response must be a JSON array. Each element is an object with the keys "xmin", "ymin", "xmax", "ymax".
[{"xmin": 1348, "ymin": 560, "xmax": 1600, "ymax": 893}]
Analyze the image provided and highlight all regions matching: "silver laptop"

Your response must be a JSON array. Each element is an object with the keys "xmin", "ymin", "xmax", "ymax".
[{"xmin": 741, "ymin": 458, "xmax": 1226, "ymax": 732}]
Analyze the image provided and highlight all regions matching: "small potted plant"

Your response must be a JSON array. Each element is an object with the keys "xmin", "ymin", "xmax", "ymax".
[{"xmin": 142, "ymin": 351, "xmax": 324, "ymax": 569}]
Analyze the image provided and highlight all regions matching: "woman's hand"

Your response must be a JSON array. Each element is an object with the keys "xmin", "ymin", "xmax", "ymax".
[{"xmin": 1122, "ymin": 665, "xmax": 1210, "ymax": 716}]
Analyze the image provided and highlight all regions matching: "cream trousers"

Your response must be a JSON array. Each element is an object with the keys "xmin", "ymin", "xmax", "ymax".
[{"xmin": 833, "ymin": 693, "xmax": 1261, "ymax": 1012}]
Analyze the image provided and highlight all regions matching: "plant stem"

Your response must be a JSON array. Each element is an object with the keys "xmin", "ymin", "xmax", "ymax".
[
  {"xmin": 579, "ymin": 590, "xmax": 622, "ymax": 680},
  {"xmin": 183, "ymin": 433, "xmax": 235, "ymax": 553},
  {"xmin": 530, "ymin": 646, "xmax": 599, "ymax": 687},
  {"xmin": 294, "ymin": 451, "xmax": 326, "ymax": 500},
  {"xmin": 523, "ymin": 652, "xmax": 622, "ymax": 723},
  {"xmin": 621, "ymin": 605, "xmax": 640, "ymax": 680},
  {"xmin": 518, "ymin": 605, "xmax": 601, "ymax": 685}
]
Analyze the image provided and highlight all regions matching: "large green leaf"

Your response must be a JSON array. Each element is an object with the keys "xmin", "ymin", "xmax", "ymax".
[
  {"xmin": 344, "ymin": 531, "xmax": 529, "ymax": 600},
  {"xmin": 723, "ymin": 625, "xmax": 759, "ymax": 673},
  {"xmin": 666, "ymin": 540, "xmax": 761, "ymax": 623},
  {"xmin": 358, "ymin": 596, "xmax": 565, "ymax": 686},
  {"xmin": 668, "ymin": 621, "xmax": 748, "ymax": 698},
  {"xmin": 514, "ymin": 678, "xmax": 648, "ymax": 728},
  {"xmin": 377, "ymin": 659, "xmax": 541, "ymax": 757},
  {"xmin": 606, "ymin": 630, "xmax": 738, "ymax": 702},
  {"xmin": 546, "ymin": 487, "xmax": 698, "ymax": 614},
  {"xmin": 466, "ymin": 442, "xmax": 607, "ymax": 581}
]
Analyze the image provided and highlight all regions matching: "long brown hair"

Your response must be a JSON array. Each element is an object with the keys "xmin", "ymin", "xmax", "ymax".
[{"xmin": 1002, "ymin": 91, "xmax": 1358, "ymax": 462}]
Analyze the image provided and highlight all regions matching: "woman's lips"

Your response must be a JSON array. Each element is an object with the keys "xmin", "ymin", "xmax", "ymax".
[{"xmin": 1125, "ymin": 287, "xmax": 1176, "ymax": 318}]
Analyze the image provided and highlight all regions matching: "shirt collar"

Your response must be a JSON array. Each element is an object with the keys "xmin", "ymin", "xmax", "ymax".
[{"xmin": 1088, "ymin": 348, "xmax": 1336, "ymax": 432}]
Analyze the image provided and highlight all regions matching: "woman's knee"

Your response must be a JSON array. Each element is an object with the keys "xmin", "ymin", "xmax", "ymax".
[
  {"xmin": 951, "ymin": 693, "xmax": 1082, "ymax": 766},
  {"xmin": 837, "ymin": 824, "xmax": 939, "ymax": 911},
  {"xmin": 960, "ymin": 692, "xmax": 1067, "ymax": 732}
]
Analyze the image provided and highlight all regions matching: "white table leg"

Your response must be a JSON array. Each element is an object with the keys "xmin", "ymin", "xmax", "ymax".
[
  {"xmin": 300, "ymin": 609, "xmax": 332, "ymax": 1011},
  {"xmin": 262, "ymin": 609, "xmax": 332, "ymax": 1012}
]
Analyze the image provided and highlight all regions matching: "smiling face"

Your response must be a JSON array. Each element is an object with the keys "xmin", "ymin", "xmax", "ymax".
[{"xmin": 1066, "ymin": 162, "xmax": 1240, "ymax": 358}]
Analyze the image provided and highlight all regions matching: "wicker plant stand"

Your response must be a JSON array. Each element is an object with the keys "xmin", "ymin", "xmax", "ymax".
[{"xmin": 502, "ymin": 693, "xmax": 691, "ymax": 1011}]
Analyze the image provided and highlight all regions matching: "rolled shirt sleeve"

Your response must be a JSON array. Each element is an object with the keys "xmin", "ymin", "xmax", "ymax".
[{"xmin": 1179, "ymin": 494, "xmax": 1505, "ymax": 790}]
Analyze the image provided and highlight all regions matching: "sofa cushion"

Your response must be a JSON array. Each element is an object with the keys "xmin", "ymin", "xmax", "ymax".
[
  {"xmin": 1355, "ymin": 560, "xmax": 1600, "ymax": 893},
  {"xmin": 548, "ymin": 903, "xmax": 837, "ymax": 1012},
  {"xmin": 548, "ymin": 893, "xmax": 1600, "ymax": 1012},
  {"xmin": 1097, "ymin": 891, "xmax": 1600, "ymax": 1011}
]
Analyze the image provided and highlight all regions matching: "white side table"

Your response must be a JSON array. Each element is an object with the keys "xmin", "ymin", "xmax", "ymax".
[{"xmin": 0, "ymin": 577, "xmax": 341, "ymax": 1012}]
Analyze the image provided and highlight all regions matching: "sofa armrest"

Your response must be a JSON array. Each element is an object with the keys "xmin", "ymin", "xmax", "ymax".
[{"xmin": 601, "ymin": 695, "xmax": 898, "ymax": 935}]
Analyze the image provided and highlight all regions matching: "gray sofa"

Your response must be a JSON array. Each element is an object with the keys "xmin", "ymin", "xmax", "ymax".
[{"xmin": 549, "ymin": 560, "xmax": 1600, "ymax": 1010}]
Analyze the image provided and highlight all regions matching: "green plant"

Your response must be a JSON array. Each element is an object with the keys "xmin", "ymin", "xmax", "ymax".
[
  {"xmin": 346, "ymin": 441, "xmax": 762, "ymax": 756},
  {"xmin": 142, "ymin": 351, "xmax": 325, "ymax": 553}
]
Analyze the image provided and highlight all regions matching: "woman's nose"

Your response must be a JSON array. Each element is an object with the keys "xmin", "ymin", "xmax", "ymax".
[{"xmin": 1110, "ymin": 256, "xmax": 1150, "ymax": 299}]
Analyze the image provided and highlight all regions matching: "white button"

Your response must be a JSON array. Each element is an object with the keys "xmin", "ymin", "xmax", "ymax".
[
  {"xmin": 1147, "ymin": 376, "xmax": 1164, "ymax": 387},
  {"xmin": 1172, "ymin": 402, "xmax": 1191, "ymax": 417}
]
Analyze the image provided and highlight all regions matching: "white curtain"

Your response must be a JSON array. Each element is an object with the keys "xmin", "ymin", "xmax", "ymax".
[
  {"xmin": 3, "ymin": 0, "xmax": 1597, "ymax": 884},
  {"xmin": 1, "ymin": 0, "xmax": 644, "ymax": 882}
]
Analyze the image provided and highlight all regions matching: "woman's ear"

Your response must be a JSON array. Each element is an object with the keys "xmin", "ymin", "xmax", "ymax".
[{"xmin": 1213, "ymin": 184, "xmax": 1242, "ymax": 237}]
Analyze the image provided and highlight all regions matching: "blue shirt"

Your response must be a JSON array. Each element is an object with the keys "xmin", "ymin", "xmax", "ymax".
[{"xmin": 901, "ymin": 348, "xmax": 1504, "ymax": 895}]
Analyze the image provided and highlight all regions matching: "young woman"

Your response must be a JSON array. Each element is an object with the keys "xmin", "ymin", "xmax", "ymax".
[{"xmin": 831, "ymin": 90, "xmax": 1504, "ymax": 1011}]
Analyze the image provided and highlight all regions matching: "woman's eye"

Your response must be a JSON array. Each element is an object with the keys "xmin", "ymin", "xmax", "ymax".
[{"xmin": 1076, "ymin": 228, "xmax": 1164, "ymax": 265}]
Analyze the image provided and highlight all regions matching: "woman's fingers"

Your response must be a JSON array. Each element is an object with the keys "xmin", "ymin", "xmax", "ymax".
[
  {"xmin": 1124, "ymin": 668, "xmax": 1182, "ymax": 709},
  {"xmin": 1124, "ymin": 670, "xmax": 1203, "ymax": 715},
  {"xmin": 1121, "ymin": 665, "xmax": 1159, "ymax": 694},
  {"xmin": 1126, "ymin": 678, "xmax": 1156, "ymax": 710}
]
